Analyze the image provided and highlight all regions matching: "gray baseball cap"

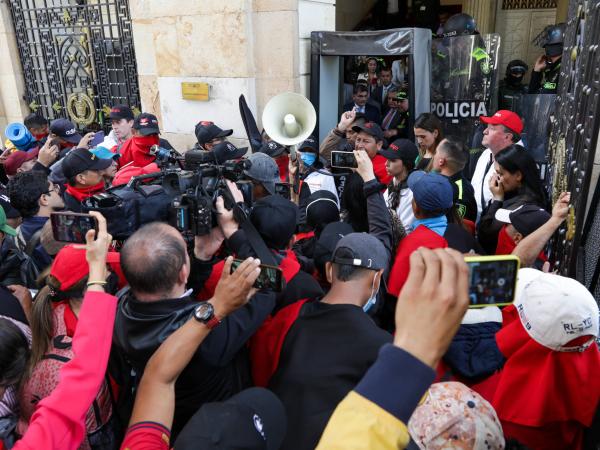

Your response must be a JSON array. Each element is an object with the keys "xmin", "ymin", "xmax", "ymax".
[
  {"xmin": 244, "ymin": 152, "xmax": 280, "ymax": 195},
  {"xmin": 332, "ymin": 232, "xmax": 388, "ymax": 271}
]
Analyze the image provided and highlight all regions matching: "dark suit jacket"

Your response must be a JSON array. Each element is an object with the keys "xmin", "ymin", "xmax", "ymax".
[
  {"xmin": 371, "ymin": 83, "xmax": 399, "ymax": 112},
  {"xmin": 381, "ymin": 109, "xmax": 410, "ymax": 139},
  {"xmin": 343, "ymin": 102, "xmax": 381, "ymax": 124}
]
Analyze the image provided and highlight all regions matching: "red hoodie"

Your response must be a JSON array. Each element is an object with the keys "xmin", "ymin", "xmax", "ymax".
[{"xmin": 13, "ymin": 291, "xmax": 117, "ymax": 450}]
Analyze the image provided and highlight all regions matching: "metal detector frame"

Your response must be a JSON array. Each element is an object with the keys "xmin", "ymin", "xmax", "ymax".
[{"xmin": 310, "ymin": 28, "xmax": 432, "ymax": 143}]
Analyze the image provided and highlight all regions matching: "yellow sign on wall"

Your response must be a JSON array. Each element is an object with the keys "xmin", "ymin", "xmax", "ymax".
[{"xmin": 181, "ymin": 82, "xmax": 209, "ymax": 101}]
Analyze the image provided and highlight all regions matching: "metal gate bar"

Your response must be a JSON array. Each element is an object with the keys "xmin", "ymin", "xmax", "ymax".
[{"xmin": 7, "ymin": 0, "xmax": 140, "ymax": 129}]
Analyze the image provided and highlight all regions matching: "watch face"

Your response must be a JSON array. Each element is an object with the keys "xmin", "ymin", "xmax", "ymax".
[{"xmin": 195, "ymin": 303, "xmax": 213, "ymax": 321}]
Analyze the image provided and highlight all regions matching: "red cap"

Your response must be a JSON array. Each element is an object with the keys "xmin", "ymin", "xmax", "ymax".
[
  {"xmin": 50, "ymin": 244, "xmax": 120, "ymax": 291},
  {"xmin": 4, "ymin": 148, "xmax": 39, "ymax": 176},
  {"xmin": 479, "ymin": 110, "xmax": 523, "ymax": 135},
  {"xmin": 112, "ymin": 162, "xmax": 160, "ymax": 187}
]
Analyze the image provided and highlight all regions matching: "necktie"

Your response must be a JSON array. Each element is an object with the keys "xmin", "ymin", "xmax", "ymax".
[{"xmin": 382, "ymin": 109, "xmax": 396, "ymax": 130}]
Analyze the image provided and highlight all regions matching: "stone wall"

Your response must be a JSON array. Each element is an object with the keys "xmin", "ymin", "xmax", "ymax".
[
  {"xmin": 0, "ymin": 1, "xmax": 30, "ymax": 137},
  {"xmin": 129, "ymin": 0, "xmax": 335, "ymax": 151}
]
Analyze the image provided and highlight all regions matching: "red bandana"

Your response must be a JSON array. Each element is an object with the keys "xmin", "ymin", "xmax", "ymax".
[{"xmin": 117, "ymin": 135, "xmax": 159, "ymax": 168}]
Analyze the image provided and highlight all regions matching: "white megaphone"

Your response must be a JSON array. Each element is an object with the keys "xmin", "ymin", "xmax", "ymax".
[{"xmin": 262, "ymin": 92, "xmax": 317, "ymax": 149}]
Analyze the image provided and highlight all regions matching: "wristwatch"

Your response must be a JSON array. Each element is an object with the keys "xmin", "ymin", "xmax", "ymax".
[{"xmin": 193, "ymin": 302, "xmax": 221, "ymax": 329}]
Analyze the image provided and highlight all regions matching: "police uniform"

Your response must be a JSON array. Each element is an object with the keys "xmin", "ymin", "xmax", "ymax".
[{"xmin": 529, "ymin": 58, "xmax": 561, "ymax": 94}]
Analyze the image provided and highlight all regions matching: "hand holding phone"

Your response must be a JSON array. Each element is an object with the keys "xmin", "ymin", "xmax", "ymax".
[
  {"xmin": 331, "ymin": 151, "xmax": 358, "ymax": 169},
  {"xmin": 231, "ymin": 258, "xmax": 284, "ymax": 292},
  {"xmin": 50, "ymin": 212, "xmax": 99, "ymax": 244},
  {"xmin": 465, "ymin": 255, "xmax": 520, "ymax": 308}
]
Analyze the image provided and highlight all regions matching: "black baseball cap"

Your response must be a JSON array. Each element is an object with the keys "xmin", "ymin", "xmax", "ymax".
[
  {"xmin": 495, "ymin": 204, "xmax": 551, "ymax": 237},
  {"xmin": 332, "ymin": 232, "xmax": 388, "ymax": 271},
  {"xmin": 212, "ymin": 141, "xmax": 248, "ymax": 164},
  {"xmin": 109, "ymin": 104, "xmax": 134, "ymax": 121},
  {"xmin": 299, "ymin": 135, "xmax": 318, "ymax": 153},
  {"xmin": 378, "ymin": 138, "xmax": 419, "ymax": 162},
  {"xmin": 250, "ymin": 195, "xmax": 298, "ymax": 250},
  {"xmin": 133, "ymin": 113, "xmax": 160, "ymax": 136},
  {"xmin": 352, "ymin": 122, "xmax": 384, "ymax": 141},
  {"xmin": 313, "ymin": 221, "xmax": 354, "ymax": 275},
  {"xmin": 174, "ymin": 387, "xmax": 286, "ymax": 450},
  {"xmin": 259, "ymin": 140, "xmax": 286, "ymax": 158},
  {"xmin": 49, "ymin": 118, "xmax": 82, "ymax": 144},
  {"xmin": 62, "ymin": 147, "xmax": 112, "ymax": 179},
  {"xmin": 195, "ymin": 121, "xmax": 233, "ymax": 146}
]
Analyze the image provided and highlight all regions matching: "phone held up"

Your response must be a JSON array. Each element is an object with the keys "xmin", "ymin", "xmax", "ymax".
[
  {"xmin": 330, "ymin": 151, "xmax": 358, "ymax": 169},
  {"xmin": 230, "ymin": 258, "xmax": 285, "ymax": 293},
  {"xmin": 50, "ymin": 212, "xmax": 99, "ymax": 244},
  {"xmin": 464, "ymin": 255, "xmax": 520, "ymax": 308}
]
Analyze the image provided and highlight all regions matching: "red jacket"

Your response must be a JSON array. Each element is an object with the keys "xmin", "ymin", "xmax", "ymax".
[
  {"xmin": 371, "ymin": 154, "xmax": 392, "ymax": 186},
  {"xmin": 13, "ymin": 291, "xmax": 117, "ymax": 450},
  {"xmin": 387, "ymin": 225, "xmax": 448, "ymax": 297}
]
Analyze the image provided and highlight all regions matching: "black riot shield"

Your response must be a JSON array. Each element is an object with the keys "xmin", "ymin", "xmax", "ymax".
[
  {"xmin": 518, "ymin": 93, "xmax": 557, "ymax": 182},
  {"xmin": 430, "ymin": 34, "xmax": 501, "ymax": 147}
]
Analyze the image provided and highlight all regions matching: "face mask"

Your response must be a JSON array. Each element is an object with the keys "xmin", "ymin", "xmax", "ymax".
[
  {"xmin": 300, "ymin": 152, "xmax": 317, "ymax": 167},
  {"xmin": 363, "ymin": 273, "xmax": 379, "ymax": 313}
]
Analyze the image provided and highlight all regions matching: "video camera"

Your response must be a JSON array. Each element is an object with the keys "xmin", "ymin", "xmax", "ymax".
[{"xmin": 84, "ymin": 149, "xmax": 252, "ymax": 240}]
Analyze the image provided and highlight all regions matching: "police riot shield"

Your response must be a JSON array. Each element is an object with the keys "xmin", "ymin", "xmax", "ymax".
[
  {"xmin": 430, "ymin": 34, "xmax": 501, "ymax": 147},
  {"xmin": 517, "ymin": 93, "xmax": 556, "ymax": 182}
]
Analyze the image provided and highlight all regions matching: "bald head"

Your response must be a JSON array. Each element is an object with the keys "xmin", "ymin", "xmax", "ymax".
[{"xmin": 121, "ymin": 222, "xmax": 188, "ymax": 298}]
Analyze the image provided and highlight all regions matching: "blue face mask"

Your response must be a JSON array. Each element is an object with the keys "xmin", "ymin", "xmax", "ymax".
[
  {"xmin": 363, "ymin": 274, "xmax": 379, "ymax": 313},
  {"xmin": 300, "ymin": 152, "xmax": 317, "ymax": 167}
]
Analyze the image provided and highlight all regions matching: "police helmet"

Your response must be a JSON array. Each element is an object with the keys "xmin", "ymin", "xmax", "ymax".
[
  {"xmin": 544, "ymin": 24, "xmax": 565, "ymax": 46},
  {"xmin": 506, "ymin": 59, "xmax": 528, "ymax": 77},
  {"xmin": 442, "ymin": 13, "xmax": 477, "ymax": 38}
]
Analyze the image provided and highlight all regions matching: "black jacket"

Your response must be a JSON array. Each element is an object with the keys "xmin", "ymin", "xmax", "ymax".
[
  {"xmin": 448, "ymin": 172, "xmax": 478, "ymax": 223},
  {"xmin": 477, "ymin": 188, "xmax": 544, "ymax": 255},
  {"xmin": 269, "ymin": 301, "xmax": 392, "ymax": 450},
  {"xmin": 112, "ymin": 258, "xmax": 276, "ymax": 437}
]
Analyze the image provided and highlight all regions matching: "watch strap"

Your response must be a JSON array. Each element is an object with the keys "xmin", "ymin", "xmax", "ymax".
[{"xmin": 204, "ymin": 315, "xmax": 221, "ymax": 330}]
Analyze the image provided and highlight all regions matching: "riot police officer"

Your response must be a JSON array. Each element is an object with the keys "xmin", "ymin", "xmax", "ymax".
[
  {"xmin": 498, "ymin": 59, "xmax": 529, "ymax": 112},
  {"xmin": 529, "ymin": 24, "xmax": 565, "ymax": 94}
]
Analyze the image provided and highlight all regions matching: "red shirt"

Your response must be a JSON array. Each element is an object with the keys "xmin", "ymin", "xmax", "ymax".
[
  {"xmin": 120, "ymin": 422, "xmax": 170, "ymax": 450},
  {"xmin": 371, "ymin": 154, "xmax": 392, "ymax": 185},
  {"xmin": 387, "ymin": 225, "xmax": 448, "ymax": 297}
]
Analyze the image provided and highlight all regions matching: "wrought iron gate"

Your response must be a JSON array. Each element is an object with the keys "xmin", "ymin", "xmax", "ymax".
[
  {"xmin": 547, "ymin": 1, "xmax": 600, "ymax": 290},
  {"xmin": 7, "ymin": 0, "xmax": 140, "ymax": 129}
]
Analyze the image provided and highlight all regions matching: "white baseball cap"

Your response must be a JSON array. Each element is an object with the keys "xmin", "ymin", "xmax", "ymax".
[{"xmin": 515, "ymin": 268, "xmax": 599, "ymax": 352}]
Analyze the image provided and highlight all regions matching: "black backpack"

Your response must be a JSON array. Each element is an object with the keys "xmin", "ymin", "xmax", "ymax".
[{"xmin": 0, "ymin": 229, "xmax": 42, "ymax": 288}]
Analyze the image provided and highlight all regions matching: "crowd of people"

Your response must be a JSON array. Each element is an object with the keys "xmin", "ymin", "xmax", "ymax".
[{"xmin": 0, "ymin": 13, "xmax": 598, "ymax": 450}]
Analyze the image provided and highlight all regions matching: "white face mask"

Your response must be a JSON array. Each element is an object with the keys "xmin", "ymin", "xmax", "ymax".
[{"xmin": 363, "ymin": 273, "xmax": 380, "ymax": 313}]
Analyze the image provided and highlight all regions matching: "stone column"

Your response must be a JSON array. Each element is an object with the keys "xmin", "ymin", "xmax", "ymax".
[{"xmin": 465, "ymin": 0, "xmax": 498, "ymax": 35}]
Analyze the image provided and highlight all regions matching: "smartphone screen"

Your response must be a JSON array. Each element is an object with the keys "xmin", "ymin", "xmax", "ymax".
[
  {"xmin": 464, "ymin": 256, "xmax": 520, "ymax": 308},
  {"xmin": 50, "ymin": 212, "xmax": 98, "ymax": 244},
  {"xmin": 90, "ymin": 131, "xmax": 105, "ymax": 148},
  {"xmin": 331, "ymin": 151, "xmax": 357, "ymax": 169},
  {"xmin": 230, "ymin": 258, "xmax": 284, "ymax": 292}
]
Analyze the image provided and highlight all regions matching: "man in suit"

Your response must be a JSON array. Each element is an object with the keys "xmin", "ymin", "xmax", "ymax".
[
  {"xmin": 382, "ymin": 90, "xmax": 410, "ymax": 140},
  {"xmin": 371, "ymin": 67, "xmax": 398, "ymax": 114},
  {"xmin": 343, "ymin": 84, "xmax": 381, "ymax": 125}
]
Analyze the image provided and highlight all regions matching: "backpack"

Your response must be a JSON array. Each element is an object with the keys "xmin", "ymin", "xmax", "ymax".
[
  {"xmin": 0, "ymin": 229, "xmax": 42, "ymax": 289},
  {"xmin": 18, "ymin": 304, "xmax": 117, "ymax": 450}
]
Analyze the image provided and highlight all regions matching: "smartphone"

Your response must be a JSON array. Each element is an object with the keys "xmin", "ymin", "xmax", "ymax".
[
  {"xmin": 90, "ymin": 131, "xmax": 105, "ymax": 148},
  {"xmin": 331, "ymin": 151, "xmax": 357, "ymax": 169},
  {"xmin": 464, "ymin": 255, "xmax": 520, "ymax": 308},
  {"xmin": 274, "ymin": 183, "xmax": 291, "ymax": 200},
  {"xmin": 50, "ymin": 212, "xmax": 98, "ymax": 244},
  {"xmin": 230, "ymin": 258, "xmax": 285, "ymax": 293}
]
